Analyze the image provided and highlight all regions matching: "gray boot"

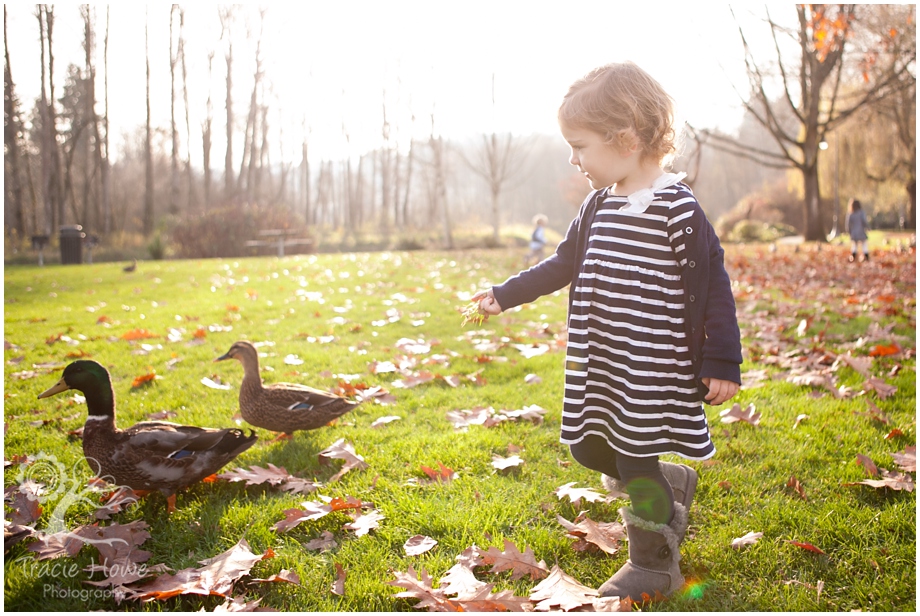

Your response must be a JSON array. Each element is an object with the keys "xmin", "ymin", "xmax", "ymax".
[
  {"xmin": 598, "ymin": 501, "xmax": 687, "ymax": 600},
  {"xmin": 601, "ymin": 461, "xmax": 697, "ymax": 542}
]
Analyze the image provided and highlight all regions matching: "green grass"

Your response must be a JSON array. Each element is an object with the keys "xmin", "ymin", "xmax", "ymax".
[{"xmin": 3, "ymin": 245, "xmax": 916, "ymax": 611}]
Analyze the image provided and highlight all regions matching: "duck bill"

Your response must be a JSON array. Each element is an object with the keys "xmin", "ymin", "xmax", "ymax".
[
  {"xmin": 214, "ymin": 352, "xmax": 231, "ymax": 362},
  {"xmin": 38, "ymin": 377, "xmax": 72, "ymax": 399}
]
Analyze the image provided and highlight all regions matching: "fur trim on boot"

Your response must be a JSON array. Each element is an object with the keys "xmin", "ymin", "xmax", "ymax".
[{"xmin": 597, "ymin": 502, "xmax": 688, "ymax": 600}]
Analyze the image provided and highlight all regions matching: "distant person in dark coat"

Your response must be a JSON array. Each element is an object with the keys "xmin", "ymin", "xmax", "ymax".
[
  {"xmin": 525, "ymin": 214, "xmax": 548, "ymax": 267},
  {"xmin": 846, "ymin": 198, "xmax": 869, "ymax": 262}
]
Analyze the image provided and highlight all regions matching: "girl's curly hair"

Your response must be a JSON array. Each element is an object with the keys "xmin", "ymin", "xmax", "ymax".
[{"xmin": 558, "ymin": 62, "xmax": 676, "ymax": 164}]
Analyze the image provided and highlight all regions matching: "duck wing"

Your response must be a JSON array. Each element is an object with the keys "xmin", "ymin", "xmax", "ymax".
[
  {"xmin": 248, "ymin": 384, "xmax": 361, "ymax": 432},
  {"xmin": 110, "ymin": 422, "xmax": 257, "ymax": 493}
]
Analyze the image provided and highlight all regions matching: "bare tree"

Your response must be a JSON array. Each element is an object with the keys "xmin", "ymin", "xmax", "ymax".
[
  {"xmin": 4, "ymin": 5, "xmax": 27, "ymax": 239},
  {"xmin": 857, "ymin": 4, "xmax": 916, "ymax": 228},
  {"xmin": 698, "ymin": 5, "xmax": 914, "ymax": 241},
  {"xmin": 36, "ymin": 5, "xmax": 65, "ymax": 234},
  {"xmin": 143, "ymin": 7, "xmax": 154, "ymax": 235},
  {"xmin": 428, "ymin": 112, "xmax": 453, "ymax": 248},
  {"xmin": 461, "ymin": 74, "xmax": 528, "ymax": 244}
]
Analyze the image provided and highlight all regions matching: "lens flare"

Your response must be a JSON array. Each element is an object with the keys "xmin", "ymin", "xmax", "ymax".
[{"xmin": 681, "ymin": 578, "xmax": 709, "ymax": 600}]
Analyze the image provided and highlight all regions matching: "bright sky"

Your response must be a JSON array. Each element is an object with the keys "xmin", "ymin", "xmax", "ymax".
[{"xmin": 4, "ymin": 2, "xmax": 783, "ymax": 163}]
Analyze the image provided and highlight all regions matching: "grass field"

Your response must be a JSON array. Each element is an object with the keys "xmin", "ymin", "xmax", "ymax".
[{"xmin": 3, "ymin": 243, "xmax": 916, "ymax": 611}]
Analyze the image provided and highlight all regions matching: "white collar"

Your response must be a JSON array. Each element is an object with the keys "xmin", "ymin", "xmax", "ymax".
[{"xmin": 613, "ymin": 172, "xmax": 687, "ymax": 213}]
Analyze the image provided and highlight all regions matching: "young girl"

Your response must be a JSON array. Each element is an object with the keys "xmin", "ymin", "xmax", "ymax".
[
  {"xmin": 472, "ymin": 62, "xmax": 742, "ymax": 600},
  {"xmin": 846, "ymin": 198, "xmax": 869, "ymax": 262}
]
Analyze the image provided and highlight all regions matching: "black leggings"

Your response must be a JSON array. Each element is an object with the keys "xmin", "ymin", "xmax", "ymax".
[{"xmin": 569, "ymin": 434, "xmax": 674, "ymax": 525}]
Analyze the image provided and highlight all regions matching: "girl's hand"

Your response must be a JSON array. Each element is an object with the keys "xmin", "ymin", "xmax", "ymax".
[
  {"xmin": 471, "ymin": 289, "xmax": 503, "ymax": 315},
  {"xmin": 702, "ymin": 377, "xmax": 739, "ymax": 406}
]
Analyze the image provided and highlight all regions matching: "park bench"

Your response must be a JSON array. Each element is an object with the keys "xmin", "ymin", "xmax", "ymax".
[{"xmin": 245, "ymin": 229, "xmax": 314, "ymax": 257}]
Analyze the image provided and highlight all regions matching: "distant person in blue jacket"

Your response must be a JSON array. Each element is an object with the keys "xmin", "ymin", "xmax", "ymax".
[
  {"xmin": 471, "ymin": 61, "xmax": 742, "ymax": 601},
  {"xmin": 525, "ymin": 214, "xmax": 548, "ymax": 267},
  {"xmin": 846, "ymin": 198, "xmax": 870, "ymax": 262}
]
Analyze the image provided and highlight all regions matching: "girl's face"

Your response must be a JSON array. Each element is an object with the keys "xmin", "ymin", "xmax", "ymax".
[{"xmin": 560, "ymin": 123, "xmax": 635, "ymax": 191}]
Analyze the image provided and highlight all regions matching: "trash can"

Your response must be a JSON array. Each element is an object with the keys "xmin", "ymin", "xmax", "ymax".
[{"xmin": 59, "ymin": 225, "xmax": 85, "ymax": 265}]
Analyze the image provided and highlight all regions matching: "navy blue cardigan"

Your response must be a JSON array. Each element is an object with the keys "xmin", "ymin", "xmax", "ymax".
[{"xmin": 492, "ymin": 186, "xmax": 743, "ymax": 400}]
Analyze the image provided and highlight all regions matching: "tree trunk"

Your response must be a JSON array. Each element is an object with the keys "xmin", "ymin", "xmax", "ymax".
[
  {"xmin": 302, "ymin": 129, "xmax": 311, "ymax": 224},
  {"xmin": 101, "ymin": 6, "xmax": 111, "ymax": 234},
  {"xmin": 202, "ymin": 51, "xmax": 214, "ymax": 212},
  {"xmin": 37, "ymin": 7, "xmax": 53, "ymax": 235},
  {"xmin": 220, "ymin": 7, "xmax": 234, "ymax": 200},
  {"xmin": 178, "ymin": 6, "xmax": 195, "ymax": 214},
  {"xmin": 46, "ymin": 6, "xmax": 65, "ymax": 229},
  {"xmin": 802, "ymin": 164, "xmax": 825, "ymax": 241},
  {"xmin": 401, "ymin": 137, "xmax": 415, "ymax": 229},
  {"xmin": 168, "ymin": 4, "xmax": 179, "ymax": 216}
]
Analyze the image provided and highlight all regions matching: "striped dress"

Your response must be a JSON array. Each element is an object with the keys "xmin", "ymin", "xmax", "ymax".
[{"xmin": 560, "ymin": 182, "xmax": 715, "ymax": 460}]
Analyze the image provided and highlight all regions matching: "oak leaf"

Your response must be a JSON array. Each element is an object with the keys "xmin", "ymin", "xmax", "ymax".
[
  {"xmin": 719, "ymin": 402, "xmax": 761, "ymax": 426},
  {"xmin": 331, "ymin": 563, "xmax": 346, "ymax": 596},
  {"xmin": 404, "ymin": 534, "xmax": 438, "ymax": 556},
  {"xmin": 492, "ymin": 454, "xmax": 524, "ymax": 471},
  {"xmin": 212, "ymin": 596, "xmax": 263, "ymax": 612},
  {"xmin": 554, "ymin": 482, "xmax": 607, "ymax": 507},
  {"xmin": 120, "ymin": 329, "xmax": 159, "ymax": 341},
  {"xmin": 5, "ymin": 485, "xmax": 43, "ymax": 525},
  {"xmin": 438, "ymin": 562, "xmax": 488, "ymax": 599},
  {"xmin": 343, "ymin": 509, "xmax": 384, "ymax": 537},
  {"xmin": 303, "ymin": 530, "xmax": 337, "ymax": 552},
  {"xmin": 370, "ymin": 415, "xmax": 401, "ymax": 428},
  {"xmin": 130, "ymin": 369, "xmax": 160, "ymax": 388},
  {"xmin": 863, "ymin": 377, "xmax": 897, "ymax": 399},
  {"xmin": 786, "ymin": 475, "xmax": 807, "ymax": 500},
  {"xmin": 891, "ymin": 446, "xmax": 916, "ymax": 473},
  {"xmin": 528, "ymin": 564, "xmax": 597, "ymax": 611},
  {"xmin": 454, "ymin": 584, "xmax": 534, "ymax": 611},
  {"xmin": 419, "ymin": 462, "xmax": 455, "ymax": 484},
  {"xmin": 27, "ymin": 529, "xmax": 87, "ymax": 560},
  {"xmin": 868, "ymin": 342, "xmax": 901, "ymax": 357},
  {"xmin": 845, "ymin": 468, "xmax": 914, "ymax": 492},
  {"xmin": 478, "ymin": 539, "xmax": 549, "ymax": 581},
  {"xmin": 318, "ymin": 439, "xmax": 369, "ymax": 482},
  {"xmin": 126, "ymin": 538, "xmax": 268, "ymax": 601},
  {"xmin": 731, "ymin": 531, "xmax": 763, "ymax": 549},
  {"xmin": 250, "ymin": 569, "xmax": 300, "ymax": 585},
  {"xmin": 556, "ymin": 514, "xmax": 625, "ymax": 555},
  {"xmin": 388, "ymin": 565, "xmax": 452, "ymax": 611},
  {"xmin": 856, "ymin": 454, "xmax": 879, "ymax": 477},
  {"xmin": 788, "ymin": 540, "xmax": 825, "ymax": 555},
  {"xmin": 201, "ymin": 376, "xmax": 232, "ymax": 390},
  {"xmin": 272, "ymin": 501, "xmax": 334, "ymax": 532}
]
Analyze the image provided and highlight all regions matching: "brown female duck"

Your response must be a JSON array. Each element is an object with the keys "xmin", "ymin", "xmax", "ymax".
[
  {"xmin": 38, "ymin": 360, "xmax": 257, "ymax": 510},
  {"xmin": 215, "ymin": 340, "xmax": 361, "ymax": 438}
]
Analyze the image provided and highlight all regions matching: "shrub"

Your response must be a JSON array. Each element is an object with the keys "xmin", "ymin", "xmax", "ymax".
[
  {"xmin": 168, "ymin": 203, "xmax": 312, "ymax": 259},
  {"xmin": 727, "ymin": 220, "xmax": 798, "ymax": 243},
  {"xmin": 716, "ymin": 179, "xmax": 804, "ymax": 238}
]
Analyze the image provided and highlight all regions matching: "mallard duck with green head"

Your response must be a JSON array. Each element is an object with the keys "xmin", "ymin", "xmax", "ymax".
[
  {"xmin": 215, "ymin": 340, "xmax": 362, "ymax": 438},
  {"xmin": 38, "ymin": 360, "xmax": 257, "ymax": 510}
]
